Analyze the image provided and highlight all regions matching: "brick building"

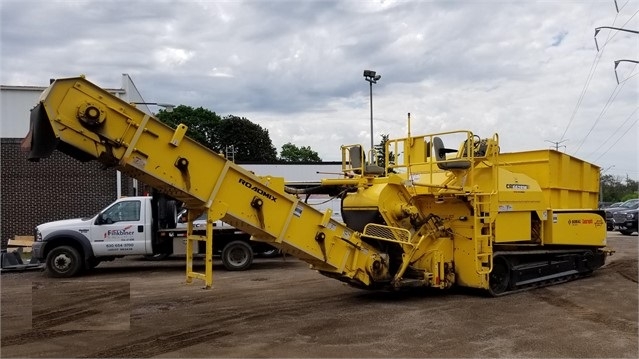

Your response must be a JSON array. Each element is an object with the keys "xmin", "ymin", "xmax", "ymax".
[{"xmin": 1, "ymin": 138, "xmax": 134, "ymax": 245}]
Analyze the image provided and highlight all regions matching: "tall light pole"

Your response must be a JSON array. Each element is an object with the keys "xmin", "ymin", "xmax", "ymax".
[{"xmin": 363, "ymin": 70, "xmax": 381, "ymax": 161}]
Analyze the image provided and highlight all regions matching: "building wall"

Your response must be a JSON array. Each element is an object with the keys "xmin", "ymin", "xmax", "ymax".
[
  {"xmin": 1, "ymin": 80, "xmax": 126, "ymax": 138},
  {"xmin": 242, "ymin": 163, "xmax": 344, "ymax": 182},
  {"xmin": 0, "ymin": 86, "xmax": 44, "ymax": 137},
  {"xmin": 1, "ymin": 138, "xmax": 133, "ymax": 246}
]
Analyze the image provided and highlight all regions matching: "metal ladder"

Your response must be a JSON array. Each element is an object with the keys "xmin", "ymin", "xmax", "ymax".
[
  {"xmin": 225, "ymin": 145, "xmax": 236, "ymax": 163},
  {"xmin": 185, "ymin": 209, "xmax": 213, "ymax": 288},
  {"xmin": 473, "ymin": 193, "xmax": 496, "ymax": 274}
]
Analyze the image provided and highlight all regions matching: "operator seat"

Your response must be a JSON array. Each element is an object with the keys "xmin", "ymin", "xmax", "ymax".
[
  {"xmin": 349, "ymin": 145, "xmax": 385, "ymax": 175},
  {"xmin": 432, "ymin": 137, "xmax": 471, "ymax": 170}
]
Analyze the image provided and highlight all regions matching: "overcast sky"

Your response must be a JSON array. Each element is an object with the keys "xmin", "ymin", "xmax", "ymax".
[{"xmin": 1, "ymin": 0, "xmax": 637, "ymax": 180}]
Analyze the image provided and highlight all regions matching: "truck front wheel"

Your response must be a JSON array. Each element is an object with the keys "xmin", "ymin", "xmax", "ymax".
[
  {"xmin": 46, "ymin": 245, "xmax": 83, "ymax": 277},
  {"xmin": 221, "ymin": 240, "xmax": 253, "ymax": 271}
]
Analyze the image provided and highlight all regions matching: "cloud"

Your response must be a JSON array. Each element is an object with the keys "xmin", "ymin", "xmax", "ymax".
[{"xmin": 1, "ymin": 0, "xmax": 637, "ymax": 178}]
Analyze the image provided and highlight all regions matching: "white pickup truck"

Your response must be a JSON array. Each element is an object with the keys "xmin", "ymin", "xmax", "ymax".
[{"xmin": 31, "ymin": 196, "xmax": 278, "ymax": 277}]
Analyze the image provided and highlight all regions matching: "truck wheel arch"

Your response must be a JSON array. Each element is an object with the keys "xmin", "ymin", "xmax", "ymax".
[{"xmin": 42, "ymin": 230, "xmax": 95, "ymax": 267}]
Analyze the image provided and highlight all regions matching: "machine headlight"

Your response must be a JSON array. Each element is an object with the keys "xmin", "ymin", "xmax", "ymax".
[{"xmin": 626, "ymin": 213, "xmax": 637, "ymax": 220}]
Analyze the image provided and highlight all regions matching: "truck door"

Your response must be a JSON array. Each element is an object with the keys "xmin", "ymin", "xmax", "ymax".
[{"xmin": 90, "ymin": 199, "xmax": 148, "ymax": 256}]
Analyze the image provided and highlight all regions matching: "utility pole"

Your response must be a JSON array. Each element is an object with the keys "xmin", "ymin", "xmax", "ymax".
[{"xmin": 545, "ymin": 139, "xmax": 568, "ymax": 151}]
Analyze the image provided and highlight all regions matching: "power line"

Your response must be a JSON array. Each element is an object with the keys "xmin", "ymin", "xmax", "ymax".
[
  {"xmin": 560, "ymin": 13, "xmax": 619, "ymax": 142},
  {"xmin": 560, "ymin": 53, "xmax": 603, "ymax": 141},
  {"xmin": 617, "ymin": 0, "xmax": 631, "ymax": 13},
  {"xmin": 573, "ymin": 6, "xmax": 638, "ymax": 157},
  {"xmin": 573, "ymin": 78, "xmax": 629, "ymax": 155},
  {"xmin": 594, "ymin": 25, "xmax": 639, "ymax": 51},
  {"xmin": 614, "ymin": 60, "xmax": 639, "ymax": 83},
  {"xmin": 593, "ymin": 116, "xmax": 638, "ymax": 162},
  {"xmin": 587, "ymin": 106, "xmax": 639, "ymax": 157},
  {"xmin": 603, "ymin": 7, "xmax": 639, "ymax": 45},
  {"xmin": 622, "ymin": 70, "xmax": 639, "ymax": 81}
]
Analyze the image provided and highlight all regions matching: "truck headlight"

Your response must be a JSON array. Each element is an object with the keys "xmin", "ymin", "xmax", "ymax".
[
  {"xmin": 627, "ymin": 213, "xmax": 637, "ymax": 220},
  {"xmin": 35, "ymin": 229, "xmax": 42, "ymax": 242}
]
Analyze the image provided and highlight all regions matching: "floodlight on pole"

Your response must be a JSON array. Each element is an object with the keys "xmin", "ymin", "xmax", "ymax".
[{"xmin": 363, "ymin": 70, "xmax": 381, "ymax": 161}]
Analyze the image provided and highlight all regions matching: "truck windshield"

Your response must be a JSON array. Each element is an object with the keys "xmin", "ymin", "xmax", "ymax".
[{"xmin": 620, "ymin": 200, "xmax": 639, "ymax": 209}]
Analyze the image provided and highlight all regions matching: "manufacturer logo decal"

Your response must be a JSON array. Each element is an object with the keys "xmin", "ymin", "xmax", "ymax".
[
  {"xmin": 238, "ymin": 178, "xmax": 277, "ymax": 202},
  {"xmin": 506, "ymin": 184, "xmax": 529, "ymax": 190},
  {"xmin": 568, "ymin": 218, "xmax": 594, "ymax": 226}
]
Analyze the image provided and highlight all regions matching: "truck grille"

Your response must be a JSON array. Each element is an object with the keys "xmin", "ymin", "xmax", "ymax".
[{"xmin": 613, "ymin": 212, "xmax": 627, "ymax": 222}]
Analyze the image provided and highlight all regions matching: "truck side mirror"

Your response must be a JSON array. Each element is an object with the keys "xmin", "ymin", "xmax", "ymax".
[{"xmin": 96, "ymin": 213, "xmax": 112, "ymax": 225}]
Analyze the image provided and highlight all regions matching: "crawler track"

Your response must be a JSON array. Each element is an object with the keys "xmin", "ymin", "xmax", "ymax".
[{"xmin": 488, "ymin": 247, "xmax": 607, "ymax": 296}]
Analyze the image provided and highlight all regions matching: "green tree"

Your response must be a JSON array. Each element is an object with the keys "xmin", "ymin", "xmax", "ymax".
[
  {"xmin": 156, "ymin": 105, "xmax": 220, "ymax": 149},
  {"xmin": 217, "ymin": 115, "xmax": 277, "ymax": 162},
  {"xmin": 279, "ymin": 143, "xmax": 322, "ymax": 162},
  {"xmin": 375, "ymin": 134, "xmax": 394, "ymax": 171},
  {"xmin": 601, "ymin": 174, "xmax": 639, "ymax": 202},
  {"xmin": 156, "ymin": 108, "xmax": 277, "ymax": 162}
]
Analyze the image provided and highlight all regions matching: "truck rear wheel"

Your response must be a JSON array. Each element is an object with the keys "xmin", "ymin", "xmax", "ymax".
[
  {"xmin": 222, "ymin": 240, "xmax": 253, "ymax": 271},
  {"xmin": 46, "ymin": 245, "xmax": 83, "ymax": 277}
]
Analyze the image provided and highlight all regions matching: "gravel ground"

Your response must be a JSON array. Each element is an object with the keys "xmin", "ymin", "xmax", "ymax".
[{"xmin": 1, "ymin": 234, "xmax": 636, "ymax": 358}]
